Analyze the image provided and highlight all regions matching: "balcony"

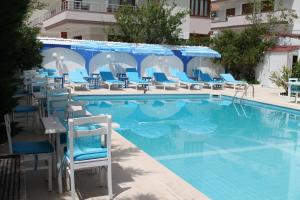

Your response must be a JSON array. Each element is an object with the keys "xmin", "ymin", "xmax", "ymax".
[
  {"xmin": 211, "ymin": 10, "xmax": 295, "ymax": 30},
  {"xmin": 41, "ymin": 1, "xmax": 136, "ymax": 30}
]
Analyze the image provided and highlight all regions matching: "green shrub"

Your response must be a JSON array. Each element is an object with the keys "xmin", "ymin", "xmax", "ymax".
[{"xmin": 269, "ymin": 66, "xmax": 292, "ymax": 94}]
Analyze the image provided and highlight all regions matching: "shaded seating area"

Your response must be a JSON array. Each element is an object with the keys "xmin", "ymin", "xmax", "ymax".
[{"xmin": 68, "ymin": 69, "xmax": 89, "ymax": 90}]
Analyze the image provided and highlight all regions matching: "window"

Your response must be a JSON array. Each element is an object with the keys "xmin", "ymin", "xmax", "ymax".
[
  {"xmin": 261, "ymin": 0, "xmax": 274, "ymax": 12},
  {"xmin": 242, "ymin": 3, "xmax": 253, "ymax": 15},
  {"xmin": 61, "ymin": 32, "xmax": 67, "ymax": 39},
  {"xmin": 226, "ymin": 8, "xmax": 235, "ymax": 17},
  {"xmin": 190, "ymin": 0, "xmax": 210, "ymax": 17}
]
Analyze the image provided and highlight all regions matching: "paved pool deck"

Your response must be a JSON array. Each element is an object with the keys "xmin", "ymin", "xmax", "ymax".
[{"xmin": 1, "ymin": 85, "xmax": 300, "ymax": 200}]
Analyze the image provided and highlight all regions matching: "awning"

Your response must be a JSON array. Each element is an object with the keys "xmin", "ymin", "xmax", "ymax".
[
  {"xmin": 132, "ymin": 44, "xmax": 174, "ymax": 56},
  {"xmin": 180, "ymin": 46, "xmax": 221, "ymax": 58},
  {"xmin": 71, "ymin": 41, "xmax": 112, "ymax": 52}
]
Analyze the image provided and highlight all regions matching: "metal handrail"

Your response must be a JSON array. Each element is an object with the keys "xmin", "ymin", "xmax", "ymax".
[{"xmin": 43, "ymin": 0, "xmax": 136, "ymax": 21}]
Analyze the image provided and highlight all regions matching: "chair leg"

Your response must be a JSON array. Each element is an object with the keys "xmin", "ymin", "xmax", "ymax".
[
  {"xmin": 48, "ymin": 154, "xmax": 52, "ymax": 191},
  {"xmin": 107, "ymin": 164, "xmax": 113, "ymax": 199},
  {"xmin": 70, "ymin": 168, "xmax": 75, "ymax": 200},
  {"xmin": 66, "ymin": 168, "xmax": 70, "ymax": 191}
]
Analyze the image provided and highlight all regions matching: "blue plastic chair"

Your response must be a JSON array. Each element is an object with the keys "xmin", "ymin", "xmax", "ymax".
[
  {"xmin": 153, "ymin": 72, "xmax": 178, "ymax": 90},
  {"xmin": 192, "ymin": 69, "xmax": 203, "ymax": 81},
  {"xmin": 175, "ymin": 71, "xmax": 202, "ymax": 90},
  {"xmin": 68, "ymin": 70, "xmax": 89, "ymax": 89},
  {"xmin": 126, "ymin": 72, "xmax": 150, "ymax": 90},
  {"xmin": 99, "ymin": 71, "xmax": 124, "ymax": 90},
  {"xmin": 200, "ymin": 73, "xmax": 224, "ymax": 89},
  {"xmin": 220, "ymin": 73, "xmax": 247, "ymax": 89},
  {"xmin": 4, "ymin": 114, "xmax": 54, "ymax": 191}
]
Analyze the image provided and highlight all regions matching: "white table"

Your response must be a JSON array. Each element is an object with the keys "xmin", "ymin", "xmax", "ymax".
[
  {"xmin": 288, "ymin": 82, "xmax": 300, "ymax": 101},
  {"xmin": 42, "ymin": 116, "xmax": 66, "ymax": 194}
]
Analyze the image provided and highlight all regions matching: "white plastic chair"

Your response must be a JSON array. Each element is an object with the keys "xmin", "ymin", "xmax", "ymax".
[
  {"xmin": 4, "ymin": 114, "xmax": 54, "ymax": 191},
  {"xmin": 66, "ymin": 115, "xmax": 113, "ymax": 200},
  {"xmin": 289, "ymin": 78, "xmax": 300, "ymax": 103}
]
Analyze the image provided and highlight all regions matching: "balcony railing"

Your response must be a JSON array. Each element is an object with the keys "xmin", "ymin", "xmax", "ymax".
[{"xmin": 43, "ymin": 0, "xmax": 136, "ymax": 21}]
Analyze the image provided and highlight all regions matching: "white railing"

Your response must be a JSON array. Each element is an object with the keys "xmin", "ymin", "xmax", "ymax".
[{"xmin": 44, "ymin": 1, "xmax": 135, "ymax": 20}]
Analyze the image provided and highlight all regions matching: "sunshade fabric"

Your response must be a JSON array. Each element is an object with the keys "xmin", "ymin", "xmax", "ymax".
[{"xmin": 180, "ymin": 46, "xmax": 221, "ymax": 58}]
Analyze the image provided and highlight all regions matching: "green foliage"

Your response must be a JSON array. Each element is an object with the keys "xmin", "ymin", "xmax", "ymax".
[
  {"xmin": 269, "ymin": 66, "xmax": 292, "ymax": 93},
  {"xmin": 210, "ymin": 27, "xmax": 275, "ymax": 81},
  {"xmin": 0, "ymin": 1, "xmax": 42, "ymax": 120},
  {"xmin": 292, "ymin": 61, "xmax": 300, "ymax": 79},
  {"xmin": 112, "ymin": 0, "xmax": 188, "ymax": 44},
  {"xmin": 210, "ymin": 0, "xmax": 297, "ymax": 81}
]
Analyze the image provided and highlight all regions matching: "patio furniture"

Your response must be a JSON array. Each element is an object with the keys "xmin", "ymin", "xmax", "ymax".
[
  {"xmin": 153, "ymin": 72, "xmax": 178, "ymax": 90},
  {"xmin": 199, "ymin": 73, "xmax": 224, "ymax": 90},
  {"xmin": 126, "ymin": 72, "xmax": 150, "ymax": 90},
  {"xmin": 77, "ymin": 68, "xmax": 100, "ymax": 89},
  {"xmin": 41, "ymin": 116, "xmax": 67, "ymax": 194},
  {"xmin": 174, "ymin": 71, "xmax": 203, "ymax": 90},
  {"xmin": 99, "ymin": 71, "xmax": 124, "ymax": 90},
  {"xmin": 65, "ymin": 115, "xmax": 113, "ymax": 200},
  {"xmin": 4, "ymin": 114, "xmax": 54, "ymax": 191},
  {"xmin": 0, "ymin": 155, "xmax": 26, "ymax": 200},
  {"xmin": 68, "ymin": 70, "xmax": 89, "ymax": 90},
  {"xmin": 288, "ymin": 78, "xmax": 300, "ymax": 103},
  {"xmin": 220, "ymin": 73, "xmax": 248, "ymax": 90}
]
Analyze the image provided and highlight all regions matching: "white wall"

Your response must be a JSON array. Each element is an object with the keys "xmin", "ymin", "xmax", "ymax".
[
  {"xmin": 187, "ymin": 57, "xmax": 224, "ymax": 77},
  {"xmin": 42, "ymin": 47, "xmax": 86, "ymax": 75},
  {"xmin": 255, "ymin": 51, "xmax": 296, "ymax": 88},
  {"xmin": 89, "ymin": 52, "xmax": 137, "ymax": 74},
  {"xmin": 141, "ymin": 55, "xmax": 184, "ymax": 76}
]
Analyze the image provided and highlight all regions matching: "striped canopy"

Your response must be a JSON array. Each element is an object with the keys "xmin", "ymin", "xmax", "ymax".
[
  {"xmin": 180, "ymin": 46, "xmax": 221, "ymax": 58},
  {"xmin": 132, "ymin": 44, "xmax": 174, "ymax": 56}
]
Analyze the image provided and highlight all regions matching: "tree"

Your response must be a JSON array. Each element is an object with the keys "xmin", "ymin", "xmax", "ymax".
[
  {"xmin": 0, "ymin": 0, "xmax": 43, "ymax": 142},
  {"xmin": 112, "ymin": 0, "xmax": 188, "ymax": 44},
  {"xmin": 210, "ymin": 0, "xmax": 297, "ymax": 82}
]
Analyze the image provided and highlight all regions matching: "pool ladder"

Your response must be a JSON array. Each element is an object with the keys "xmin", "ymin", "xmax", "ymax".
[{"xmin": 232, "ymin": 84, "xmax": 254, "ymax": 118}]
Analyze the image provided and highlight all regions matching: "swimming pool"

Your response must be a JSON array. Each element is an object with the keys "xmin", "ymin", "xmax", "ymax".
[{"xmin": 74, "ymin": 94, "xmax": 300, "ymax": 200}]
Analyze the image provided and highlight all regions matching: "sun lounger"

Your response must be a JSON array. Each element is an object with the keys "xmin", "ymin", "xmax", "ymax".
[
  {"xmin": 99, "ymin": 71, "xmax": 124, "ymax": 90},
  {"xmin": 68, "ymin": 70, "xmax": 89, "ymax": 89},
  {"xmin": 200, "ymin": 73, "xmax": 224, "ymax": 89},
  {"xmin": 126, "ymin": 72, "xmax": 150, "ymax": 90},
  {"xmin": 175, "ymin": 71, "xmax": 203, "ymax": 90},
  {"xmin": 220, "ymin": 73, "xmax": 247, "ymax": 89},
  {"xmin": 153, "ymin": 72, "xmax": 178, "ymax": 90}
]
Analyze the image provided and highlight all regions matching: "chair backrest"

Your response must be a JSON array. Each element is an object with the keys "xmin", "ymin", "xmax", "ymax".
[
  {"xmin": 176, "ymin": 71, "xmax": 190, "ymax": 81},
  {"xmin": 47, "ymin": 88, "xmax": 70, "ymax": 118},
  {"xmin": 76, "ymin": 68, "xmax": 89, "ymax": 78},
  {"xmin": 220, "ymin": 73, "xmax": 236, "ymax": 82},
  {"xmin": 126, "ymin": 72, "xmax": 140, "ymax": 81},
  {"xmin": 69, "ymin": 70, "xmax": 86, "ymax": 83},
  {"xmin": 192, "ymin": 69, "xmax": 203, "ymax": 79},
  {"xmin": 170, "ymin": 68, "xmax": 180, "ymax": 77},
  {"xmin": 31, "ymin": 77, "xmax": 48, "ymax": 93},
  {"xmin": 68, "ymin": 115, "xmax": 112, "ymax": 164},
  {"xmin": 4, "ymin": 114, "xmax": 13, "ymax": 154},
  {"xmin": 145, "ymin": 67, "xmax": 156, "ymax": 77},
  {"xmin": 125, "ymin": 68, "xmax": 137, "ymax": 72},
  {"xmin": 289, "ymin": 78, "xmax": 298, "ymax": 82},
  {"xmin": 200, "ymin": 73, "xmax": 213, "ymax": 82},
  {"xmin": 153, "ymin": 72, "xmax": 169, "ymax": 82},
  {"xmin": 100, "ymin": 71, "xmax": 115, "ymax": 81}
]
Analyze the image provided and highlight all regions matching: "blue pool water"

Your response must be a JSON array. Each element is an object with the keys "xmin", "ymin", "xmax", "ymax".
[{"xmin": 74, "ymin": 95, "xmax": 300, "ymax": 200}]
